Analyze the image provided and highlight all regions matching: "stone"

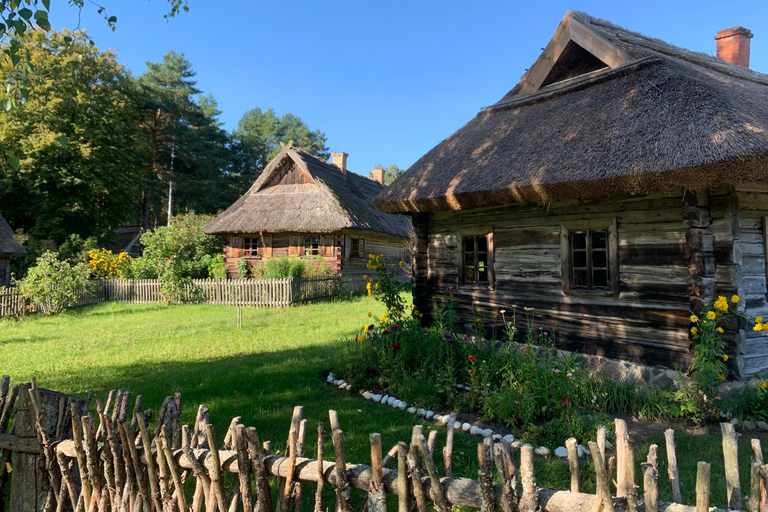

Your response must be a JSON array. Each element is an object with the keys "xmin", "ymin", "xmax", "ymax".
[
  {"xmin": 387, "ymin": 396, "xmax": 396, "ymax": 406},
  {"xmin": 582, "ymin": 446, "xmax": 591, "ymax": 455},
  {"xmin": 493, "ymin": 434, "xmax": 502, "ymax": 441},
  {"xmin": 535, "ymin": 446, "xmax": 551, "ymax": 456},
  {"xmin": 338, "ymin": 382, "xmax": 347, "ymax": 389},
  {"xmin": 407, "ymin": 407, "xmax": 416, "ymax": 414},
  {"xmin": 461, "ymin": 423, "xmax": 472, "ymax": 432},
  {"xmin": 756, "ymin": 421, "xmax": 768, "ymax": 431},
  {"xmin": 398, "ymin": 402, "xmax": 407, "ymax": 410},
  {"xmin": 604, "ymin": 440, "xmax": 612, "ymax": 450},
  {"xmin": 381, "ymin": 395, "xmax": 389, "ymax": 404},
  {"xmin": 511, "ymin": 441, "xmax": 521, "ymax": 449},
  {"xmin": 454, "ymin": 421, "xmax": 462, "ymax": 430},
  {"xmin": 345, "ymin": 384, "xmax": 352, "ymax": 391},
  {"xmin": 371, "ymin": 394, "xmax": 382, "ymax": 402},
  {"xmin": 481, "ymin": 428, "xmax": 494, "ymax": 437},
  {"xmin": 416, "ymin": 408, "xmax": 426, "ymax": 417},
  {"xmin": 730, "ymin": 417, "xmax": 740, "ymax": 426},
  {"xmin": 577, "ymin": 445, "xmax": 586, "ymax": 457},
  {"xmin": 434, "ymin": 414, "xmax": 442, "ymax": 423},
  {"xmin": 363, "ymin": 392, "xmax": 372, "ymax": 400},
  {"xmin": 554, "ymin": 447, "xmax": 568, "ymax": 458},
  {"xmin": 742, "ymin": 420, "xmax": 756, "ymax": 430},
  {"xmin": 719, "ymin": 381, "xmax": 747, "ymax": 400},
  {"xmin": 425, "ymin": 411, "xmax": 434, "ymax": 420},
  {"xmin": 470, "ymin": 426, "xmax": 481, "ymax": 435},
  {"xmin": 503, "ymin": 434, "xmax": 514, "ymax": 443}
]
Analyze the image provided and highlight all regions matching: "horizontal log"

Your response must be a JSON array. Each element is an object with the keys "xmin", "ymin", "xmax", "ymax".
[{"xmin": 0, "ymin": 433, "xmax": 40, "ymax": 453}]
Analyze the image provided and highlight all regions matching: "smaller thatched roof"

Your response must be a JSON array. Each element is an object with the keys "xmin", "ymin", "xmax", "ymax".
[
  {"xmin": 0, "ymin": 214, "xmax": 25, "ymax": 255},
  {"xmin": 204, "ymin": 148, "xmax": 411, "ymax": 238},
  {"xmin": 374, "ymin": 11, "xmax": 768, "ymax": 214}
]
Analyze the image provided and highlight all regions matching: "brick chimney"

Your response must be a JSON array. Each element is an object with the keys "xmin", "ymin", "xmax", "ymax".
[
  {"xmin": 371, "ymin": 168, "xmax": 385, "ymax": 186},
  {"xmin": 330, "ymin": 152, "xmax": 348, "ymax": 174},
  {"xmin": 715, "ymin": 26, "xmax": 753, "ymax": 70}
]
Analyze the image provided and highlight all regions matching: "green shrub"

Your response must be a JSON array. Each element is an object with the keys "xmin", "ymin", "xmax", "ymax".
[
  {"xmin": 236, "ymin": 257, "xmax": 251, "ymax": 278},
  {"xmin": 252, "ymin": 256, "xmax": 329, "ymax": 279},
  {"xmin": 16, "ymin": 251, "xmax": 95, "ymax": 315}
]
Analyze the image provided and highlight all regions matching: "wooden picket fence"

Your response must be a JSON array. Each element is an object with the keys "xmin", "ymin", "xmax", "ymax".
[
  {"xmin": 0, "ymin": 276, "xmax": 341, "ymax": 318},
  {"xmin": 0, "ymin": 376, "xmax": 765, "ymax": 512}
]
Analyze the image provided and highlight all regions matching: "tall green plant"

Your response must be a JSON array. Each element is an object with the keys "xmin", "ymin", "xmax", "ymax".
[{"xmin": 16, "ymin": 251, "xmax": 95, "ymax": 315}]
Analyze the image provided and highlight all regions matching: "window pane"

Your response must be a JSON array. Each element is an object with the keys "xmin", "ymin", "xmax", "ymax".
[
  {"xmin": 573, "ymin": 269, "xmax": 589, "ymax": 287},
  {"xmin": 478, "ymin": 253, "xmax": 488, "ymax": 282},
  {"xmin": 465, "ymin": 267, "xmax": 476, "ymax": 282},
  {"xmin": 573, "ymin": 250, "xmax": 587, "ymax": 268},
  {"xmin": 477, "ymin": 236, "xmax": 488, "ymax": 252},
  {"xmin": 572, "ymin": 232, "xmax": 587, "ymax": 250},
  {"xmin": 592, "ymin": 250, "xmax": 607, "ymax": 268},
  {"xmin": 592, "ymin": 231, "xmax": 607, "ymax": 249},
  {"xmin": 593, "ymin": 269, "xmax": 608, "ymax": 288},
  {"xmin": 464, "ymin": 236, "xmax": 475, "ymax": 252}
]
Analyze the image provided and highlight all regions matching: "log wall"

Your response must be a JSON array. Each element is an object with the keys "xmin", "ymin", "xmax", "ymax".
[
  {"xmin": 419, "ymin": 189, "xmax": 747, "ymax": 370},
  {"xmin": 339, "ymin": 231, "xmax": 411, "ymax": 293}
]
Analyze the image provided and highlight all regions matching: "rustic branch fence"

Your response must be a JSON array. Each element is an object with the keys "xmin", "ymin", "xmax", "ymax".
[
  {"xmin": 0, "ymin": 276, "xmax": 341, "ymax": 319},
  {"xmin": 0, "ymin": 376, "xmax": 765, "ymax": 512}
]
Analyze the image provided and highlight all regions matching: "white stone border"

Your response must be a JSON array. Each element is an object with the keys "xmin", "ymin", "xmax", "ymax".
[{"xmin": 325, "ymin": 372, "xmax": 604, "ymax": 458}]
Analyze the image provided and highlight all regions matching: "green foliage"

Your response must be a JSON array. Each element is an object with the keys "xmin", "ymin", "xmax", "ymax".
[
  {"xmin": 369, "ymin": 164, "xmax": 405, "ymax": 185},
  {"xmin": 365, "ymin": 254, "xmax": 409, "ymax": 322},
  {"xmin": 16, "ymin": 250, "xmax": 95, "ymax": 315},
  {"xmin": 235, "ymin": 257, "xmax": 251, "ymax": 279},
  {"xmin": 251, "ymin": 256, "xmax": 330, "ymax": 279},
  {"xmin": 716, "ymin": 376, "xmax": 768, "ymax": 422}
]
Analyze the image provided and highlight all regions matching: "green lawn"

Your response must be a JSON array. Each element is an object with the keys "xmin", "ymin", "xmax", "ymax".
[{"xmin": 0, "ymin": 297, "xmax": 762, "ymax": 508}]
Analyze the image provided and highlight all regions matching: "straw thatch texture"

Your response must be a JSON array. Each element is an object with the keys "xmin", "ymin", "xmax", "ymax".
[
  {"xmin": 0, "ymin": 214, "xmax": 24, "ymax": 255},
  {"xmin": 204, "ymin": 148, "xmax": 410, "ymax": 238},
  {"xmin": 374, "ymin": 11, "xmax": 768, "ymax": 214}
]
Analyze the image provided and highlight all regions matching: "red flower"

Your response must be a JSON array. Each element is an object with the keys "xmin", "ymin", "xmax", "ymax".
[
  {"xmin": 563, "ymin": 397, "xmax": 570, "ymax": 403},
  {"xmin": 468, "ymin": 369, "xmax": 473, "ymax": 374},
  {"xmin": 468, "ymin": 355, "xmax": 477, "ymax": 362},
  {"xmin": 392, "ymin": 343, "xmax": 401, "ymax": 350}
]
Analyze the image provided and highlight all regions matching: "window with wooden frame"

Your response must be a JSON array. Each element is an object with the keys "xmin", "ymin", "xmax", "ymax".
[
  {"xmin": 350, "ymin": 238, "xmax": 365, "ymax": 259},
  {"xmin": 304, "ymin": 235, "xmax": 320, "ymax": 256},
  {"xmin": 460, "ymin": 231, "xmax": 494, "ymax": 288},
  {"xmin": 560, "ymin": 219, "xmax": 618, "ymax": 295},
  {"xmin": 243, "ymin": 237, "xmax": 259, "ymax": 257}
]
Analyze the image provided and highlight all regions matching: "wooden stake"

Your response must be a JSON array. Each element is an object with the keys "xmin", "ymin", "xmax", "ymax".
[
  {"xmin": 566, "ymin": 437, "xmax": 579, "ymax": 493},
  {"xmin": 182, "ymin": 424, "xmax": 211, "ymax": 512},
  {"xmin": 642, "ymin": 463, "xmax": 658, "ymax": 512},
  {"xmin": 520, "ymin": 444, "xmax": 538, "ymax": 512},
  {"xmin": 752, "ymin": 439, "xmax": 767, "ymax": 512},
  {"xmin": 294, "ymin": 419, "xmax": 307, "ymax": 512},
  {"xmin": 279, "ymin": 407, "xmax": 303, "ymax": 512},
  {"xmin": 665, "ymin": 428, "xmax": 682, "ymax": 503},
  {"xmin": 234, "ymin": 425, "xmax": 254, "ymax": 512},
  {"xmin": 477, "ymin": 443, "xmax": 495, "ymax": 512},
  {"xmin": 396, "ymin": 442, "xmax": 410, "ymax": 512},
  {"xmin": 427, "ymin": 430, "xmax": 438, "ymax": 454},
  {"xmin": 721, "ymin": 422, "xmax": 743, "ymax": 510},
  {"xmin": 368, "ymin": 433, "xmax": 387, "ymax": 512},
  {"xmin": 205, "ymin": 424, "xmax": 228, "ymax": 512},
  {"xmin": 160, "ymin": 431, "xmax": 187, "ymax": 512},
  {"xmin": 407, "ymin": 431, "xmax": 427, "ymax": 512},
  {"xmin": 626, "ymin": 439, "xmax": 638, "ymax": 512},
  {"xmin": 696, "ymin": 461, "xmax": 711, "ymax": 512},
  {"xmin": 70, "ymin": 402, "xmax": 92, "ymax": 508},
  {"xmin": 329, "ymin": 410, "xmax": 340, "ymax": 431},
  {"xmin": 136, "ymin": 413, "xmax": 162, "ymax": 512},
  {"xmin": 443, "ymin": 415, "xmax": 454, "ymax": 478},
  {"xmin": 493, "ymin": 440, "xmax": 516, "ymax": 512},
  {"xmin": 647, "ymin": 444, "xmax": 658, "ymax": 471},
  {"xmin": 751, "ymin": 462, "xmax": 762, "ymax": 512},
  {"xmin": 615, "ymin": 419, "xmax": 628, "ymax": 498},
  {"xmin": 315, "ymin": 422, "xmax": 325, "ymax": 512},
  {"xmin": 244, "ymin": 427, "xmax": 273, "ymax": 512},
  {"xmin": 416, "ymin": 434, "xmax": 448, "ymax": 512},
  {"xmin": 588, "ymin": 441, "xmax": 616, "ymax": 512},
  {"xmin": 331, "ymin": 428, "xmax": 354, "ymax": 512},
  {"xmin": 597, "ymin": 426, "xmax": 607, "ymax": 464}
]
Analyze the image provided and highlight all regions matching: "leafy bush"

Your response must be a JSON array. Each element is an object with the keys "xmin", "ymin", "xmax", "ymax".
[
  {"xmin": 252, "ymin": 256, "xmax": 329, "ymax": 279},
  {"xmin": 87, "ymin": 249, "xmax": 134, "ymax": 279},
  {"xmin": 236, "ymin": 257, "xmax": 251, "ymax": 278},
  {"xmin": 16, "ymin": 251, "xmax": 95, "ymax": 315}
]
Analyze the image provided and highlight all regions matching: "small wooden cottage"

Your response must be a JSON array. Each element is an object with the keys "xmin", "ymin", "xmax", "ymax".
[
  {"xmin": 204, "ymin": 146, "xmax": 411, "ymax": 291},
  {"xmin": 373, "ymin": 12, "xmax": 768, "ymax": 379},
  {"xmin": 0, "ymin": 214, "xmax": 25, "ymax": 287}
]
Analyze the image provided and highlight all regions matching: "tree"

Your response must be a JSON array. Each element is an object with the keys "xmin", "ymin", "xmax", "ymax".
[
  {"xmin": 232, "ymin": 107, "xmax": 329, "ymax": 182},
  {"xmin": 0, "ymin": 30, "xmax": 147, "ymax": 245},
  {"xmin": 17, "ymin": 250, "xmax": 95, "ymax": 315},
  {"xmin": 136, "ymin": 51, "xmax": 233, "ymax": 228},
  {"xmin": 370, "ymin": 164, "xmax": 405, "ymax": 185}
]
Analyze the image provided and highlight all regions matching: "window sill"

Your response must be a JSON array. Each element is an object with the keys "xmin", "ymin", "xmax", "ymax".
[{"xmin": 563, "ymin": 288, "xmax": 616, "ymax": 298}]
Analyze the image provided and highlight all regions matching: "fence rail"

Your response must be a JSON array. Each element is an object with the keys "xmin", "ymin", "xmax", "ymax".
[
  {"xmin": 0, "ymin": 376, "xmax": 759, "ymax": 512},
  {"xmin": 0, "ymin": 276, "xmax": 341, "ymax": 318}
]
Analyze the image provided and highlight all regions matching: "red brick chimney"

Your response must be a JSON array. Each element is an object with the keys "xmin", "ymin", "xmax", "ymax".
[
  {"xmin": 330, "ymin": 152, "xmax": 348, "ymax": 174},
  {"xmin": 715, "ymin": 26, "xmax": 753, "ymax": 70},
  {"xmin": 371, "ymin": 168, "xmax": 385, "ymax": 186}
]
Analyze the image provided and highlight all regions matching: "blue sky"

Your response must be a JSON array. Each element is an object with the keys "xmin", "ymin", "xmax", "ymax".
[{"xmin": 49, "ymin": 0, "xmax": 768, "ymax": 176}]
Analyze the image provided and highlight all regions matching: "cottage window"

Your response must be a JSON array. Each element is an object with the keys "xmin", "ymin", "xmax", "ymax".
[
  {"xmin": 243, "ymin": 237, "xmax": 259, "ymax": 257},
  {"xmin": 560, "ymin": 219, "xmax": 618, "ymax": 295},
  {"xmin": 462, "ymin": 234, "xmax": 493, "ymax": 286},
  {"xmin": 304, "ymin": 236, "xmax": 320, "ymax": 256},
  {"xmin": 351, "ymin": 238, "xmax": 365, "ymax": 259}
]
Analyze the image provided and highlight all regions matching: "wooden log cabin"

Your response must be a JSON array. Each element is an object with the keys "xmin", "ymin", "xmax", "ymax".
[
  {"xmin": 204, "ymin": 146, "xmax": 411, "ymax": 292},
  {"xmin": 0, "ymin": 213, "xmax": 25, "ymax": 287},
  {"xmin": 373, "ymin": 12, "xmax": 768, "ymax": 379}
]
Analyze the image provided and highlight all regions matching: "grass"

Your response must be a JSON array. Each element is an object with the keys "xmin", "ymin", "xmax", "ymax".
[{"xmin": 0, "ymin": 297, "xmax": 764, "ymax": 508}]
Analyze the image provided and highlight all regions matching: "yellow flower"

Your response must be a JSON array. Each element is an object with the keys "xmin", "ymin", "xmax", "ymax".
[
  {"xmin": 731, "ymin": 295, "xmax": 740, "ymax": 304},
  {"xmin": 714, "ymin": 296, "xmax": 729, "ymax": 312},
  {"xmin": 357, "ymin": 336, "xmax": 364, "ymax": 343},
  {"xmin": 476, "ymin": 309, "xmax": 481, "ymax": 313},
  {"xmin": 706, "ymin": 311, "xmax": 717, "ymax": 321},
  {"xmin": 363, "ymin": 275, "xmax": 367, "ymax": 280},
  {"xmin": 757, "ymin": 316, "xmax": 763, "ymax": 323},
  {"xmin": 755, "ymin": 323, "xmax": 764, "ymax": 332},
  {"xmin": 691, "ymin": 327, "xmax": 698, "ymax": 334},
  {"xmin": 717, "ymin": 373, "xmax": 726, "ymax": 381},
  {"xmin": 690, "ymin": 315, "xmax": 699, "ymax": 322},
  {"xmin": 723, "ymin": 354, "xmax": 729, "ymax": 361},
  {"xmin": 419, "ymin": 313, "xmax": 423, "ymax": 318},
  {"xmin": 762, "ymin": 381, "xmax": 768, "ymax": 389},
  {"xmin": 717, "ymin": 326, "xmax": 724, "ymax": 333},
  {"xmin": 475, "ymin": 318, "xmax": 481, "ymax": 323},
  {"xmin": 399, "ymin": 261, "xmax": 404, "ymax": 266},
  {"xmin": 367, "ymin": 312, "xmax": 372, "ymax": 317}
]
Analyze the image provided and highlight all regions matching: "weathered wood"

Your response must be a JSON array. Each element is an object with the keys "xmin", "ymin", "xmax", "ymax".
[
  {"xmin": 407, "ymin": 431, "xmax": 427, "ymax": 512},
  {"xmin": 588, "ymin": 441, "xmax": 616, "ymax": 512},
  {"xmin": 616, "ymin": 419, "xmax": 628, "ymax": 499},
  {"xmin": 279, "ymin": 407, "xmax": 302, "ymax": 512},
  {"xmin": 205, "ymin": 424, "xmax": 228, "ymax": 512},
  {"xmin": 626, "ymin": 439, "xmax": 638, "ymax": 512},
  {"xmin": 443, "ymin": 415, "xmax": 454, "ymax": 478},
  {"xmin": 416, "ymin": 434, "xmax": 448, "ymax": 512},
  {"xmin": 477, "ymin": 443, "xmax": 495, "ymax": 512},
  {"xmin": 647, "ymin": 444, "xmax": 659, "ymax": 471},
  {"xmin": 751, "ymin": 462, "xmax": 762, "ymax": 512},
  {"xmin": 598, "ymin": 426, "xmax": 607, "ymax": 466},
  {"xmin": 696, "ymin": 462, "xmax": 711, "ymax": 512},
  {"xmin": 396, "ymin": 443, "xmax": 410, "ymax": 512},
  {"xmin": 332, "ymin": 429, "xmax": 354, "ymax": 512},
  {"xmin": 136, "ymin": 413, "xmax": 162, "ymax": 512},
  {"xmin": 234, "ymin": 425, "xmax": 254, "ymax": 512},
  {"xmin": 643, "ymin": 463, "xmax": 658, "ymax": 512},
  {"xmin": 160, "ymin": 431, "xmax": 188, "ymax": 512},
  {"xmin": 520, "ymin": 444, "xmax": 538, "ymax": 512},
  {"xmin": 183, "ymin": 424, "xmax": 211, "ymax": 511},
  {"xmin": 665, "ymin": 429, "xmax": 682, "ymax": 503},
  {"xmin": 752, "ymin": 439, "xmax": 767, "ymax": 512},
  {"xmin": 315, "ymin": 422, "xmax": 325, "ymax": 512},
  {"xmin": 721, "ymin": 422, "xmax": 743, "ymax": 510},
  {"xmin": 368, "ymin": 434, "xmax": 386, "ymax": 512},
  {"xmin": 566, "ymin": 438, "xmax": 579, "ymax": 493}
]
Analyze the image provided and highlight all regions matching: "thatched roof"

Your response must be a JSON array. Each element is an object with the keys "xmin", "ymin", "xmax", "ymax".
[
  {"xmin": 204, "ymin": 147, "xmax": 410, "ymax": 238},
  {"xmin": 0, "ymin": 214, "xmax": 25, "ymax": 255},
  {"xmin": 374, "ymin": 11, "xmax": 768, "ymax": 214}
]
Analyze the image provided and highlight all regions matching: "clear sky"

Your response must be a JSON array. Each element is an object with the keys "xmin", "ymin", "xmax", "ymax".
[{"xmin": 49, "ymin": 0, "xmax": 768, "ymax": 177}]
